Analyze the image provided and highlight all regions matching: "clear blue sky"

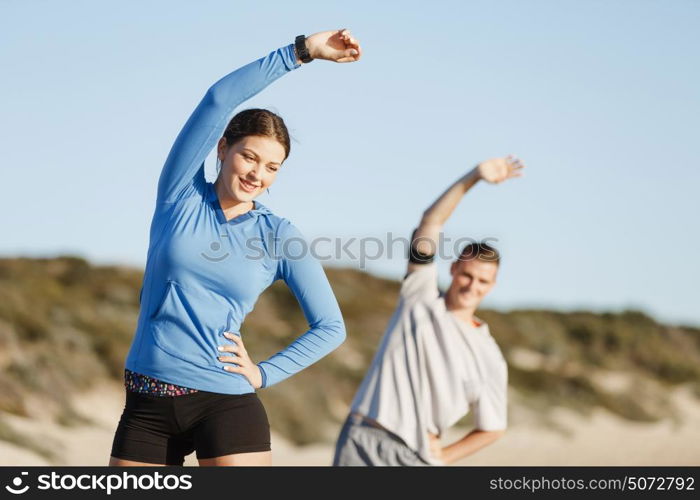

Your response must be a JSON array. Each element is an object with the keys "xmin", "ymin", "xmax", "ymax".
[{"xmin": 1, "ymin": 0, "xmax": 698, "ymax": 326}]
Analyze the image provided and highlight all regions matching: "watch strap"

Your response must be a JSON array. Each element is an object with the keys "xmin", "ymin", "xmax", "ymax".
[{"xmin": 295, "ymin": 34, "xmax": 313, "ymax": 63}]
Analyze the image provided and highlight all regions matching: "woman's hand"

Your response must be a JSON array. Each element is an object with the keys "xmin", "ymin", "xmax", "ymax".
[
  {"xmin": 305, "ymin": 28, "xmax": 362, "ymax": 63},
  {"xmin": 428, "ymin": 432, "xmax": 446, "ymax": 465},
  {"xmin": 217, "ymin": 332, "xmax": 263, "ymax": 389},
  {"xmin": 477, "ymin": 155, "xmax": 525, "ymax": 184}
]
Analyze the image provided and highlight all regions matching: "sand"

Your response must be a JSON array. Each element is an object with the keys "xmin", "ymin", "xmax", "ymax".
[{"xmin": 1, "ymin": 382, "xmax": 698, "ymax": 466}]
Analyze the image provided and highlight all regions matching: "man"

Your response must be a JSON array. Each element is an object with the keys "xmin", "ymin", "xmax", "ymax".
[{"xmin": 333, "ymin": 155, "xmax": 524, "ymax": 465}]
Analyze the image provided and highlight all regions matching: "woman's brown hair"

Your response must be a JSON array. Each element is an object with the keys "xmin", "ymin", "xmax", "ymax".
[{"xmin": 222, "ymin": 108, "xmax": 290, "ymax": 159}]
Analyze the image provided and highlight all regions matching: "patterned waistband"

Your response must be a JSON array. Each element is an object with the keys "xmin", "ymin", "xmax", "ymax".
[{"xmin": 124, "ymin": 368, "xmax": 199, "ymax": 397}]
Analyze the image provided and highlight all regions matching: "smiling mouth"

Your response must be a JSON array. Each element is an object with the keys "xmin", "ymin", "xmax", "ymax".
[{"xmin": 239, "ymin": 178, "xmax": 260, "ymax": 192}]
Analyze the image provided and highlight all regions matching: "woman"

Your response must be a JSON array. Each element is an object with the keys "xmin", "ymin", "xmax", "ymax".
[{"xmin": 109, "ymin": 29, "xmax": 361, "ymax": 467}]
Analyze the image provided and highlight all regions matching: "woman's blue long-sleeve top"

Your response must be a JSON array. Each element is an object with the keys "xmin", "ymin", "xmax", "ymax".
[{"xmin": 124, "ymin": 44, "xmax": 346, "ymax": 393}]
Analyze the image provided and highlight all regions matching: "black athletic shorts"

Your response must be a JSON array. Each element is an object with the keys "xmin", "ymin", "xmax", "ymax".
[{"xmin": 110, "ymin": 389, "xmax": 271, "ymax": 465}]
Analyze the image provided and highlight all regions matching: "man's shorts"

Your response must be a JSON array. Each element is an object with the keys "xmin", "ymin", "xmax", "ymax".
[
  {"xmin": 110, "ymin": 389, "xmax": 270, "ymax": 465},
  {"xmin": 332, "ymin": 414, "xmax": 431, "ymax": 466}
]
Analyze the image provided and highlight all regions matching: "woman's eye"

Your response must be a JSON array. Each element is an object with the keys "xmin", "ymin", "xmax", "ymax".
[
  {"xmin": 267, "ymin": 166, "xmax": 278, "ymax": 172},
  {"xmin": 243, "ymin": 155, "xmax": 254, "ymax": 162}
]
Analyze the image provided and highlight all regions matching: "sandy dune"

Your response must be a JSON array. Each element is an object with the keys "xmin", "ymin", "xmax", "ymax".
[{"xmin": 1, "ymin": 382, "xmax": 698, "ymax": 466}]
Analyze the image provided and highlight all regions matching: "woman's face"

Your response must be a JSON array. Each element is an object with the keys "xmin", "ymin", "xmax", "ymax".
[{"xmin": 216, "ymin": 135, "xmax": 286, "ymax": 203}]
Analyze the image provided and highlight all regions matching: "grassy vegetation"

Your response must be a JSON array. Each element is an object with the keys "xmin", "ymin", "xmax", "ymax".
[
  {"xmin": 0, "ymin": 416, "xmax": 56, "ymax": 461},
  {"xmin": 0, "ymin": 256, "xmax": 698, "ymax": 448}
]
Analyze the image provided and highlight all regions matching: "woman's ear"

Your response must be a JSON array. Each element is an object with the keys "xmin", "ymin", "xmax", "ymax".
[{"xmin": 217, "ymin": 137, "xmax": 227, "ymax": 161}]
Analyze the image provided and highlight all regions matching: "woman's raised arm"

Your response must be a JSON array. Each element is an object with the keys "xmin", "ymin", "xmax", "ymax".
[
  {"xmin": 156, "ymin": 45, "xmax": 299, "ymax": 204},
  {"xmin": 156, "ymin": 29, "xmax": 362, "ymax": 205}
]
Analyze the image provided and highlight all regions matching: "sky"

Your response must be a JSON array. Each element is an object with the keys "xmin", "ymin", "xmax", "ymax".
[{"xmin": 1, "ymin": 0, "xmax": 699, "ymax": 326}]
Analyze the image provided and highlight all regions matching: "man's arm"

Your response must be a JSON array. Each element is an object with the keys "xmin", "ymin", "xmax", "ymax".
[
  {"xmin": 429, "ymin": 429, "xmax": 505, "ymax": 465},
  {"xmin": 407, "ymin": 156, "xmax": 524, "ymax": 275}
]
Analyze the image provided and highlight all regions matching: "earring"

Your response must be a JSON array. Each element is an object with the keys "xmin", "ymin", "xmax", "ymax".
[{"xmin": 266, "ymin": 188, "xmax": 270, "ymax": 195}]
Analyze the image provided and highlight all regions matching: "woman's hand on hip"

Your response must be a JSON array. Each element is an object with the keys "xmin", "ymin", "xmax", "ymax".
[
  {"xmin": 217, "ymin": 332, "xmax": 263, "ymax": 389},
  {"xmin": 306, "ymin": 28, "xmax": 362, "ymax": 63}
]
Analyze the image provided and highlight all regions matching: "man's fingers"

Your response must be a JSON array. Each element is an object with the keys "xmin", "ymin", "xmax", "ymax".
[
  {"xmin": 506, "ymin": 154, "xmax": 522, "ymax": 164},
  {"xmin": 503, "ymin": 155, "xmax": 525, "ymax": 180}
]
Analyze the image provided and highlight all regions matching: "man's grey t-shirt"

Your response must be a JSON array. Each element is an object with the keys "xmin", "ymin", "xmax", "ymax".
[{"xmin": 350, "ymin": 262, "xmax": 508, "ymax": 465}]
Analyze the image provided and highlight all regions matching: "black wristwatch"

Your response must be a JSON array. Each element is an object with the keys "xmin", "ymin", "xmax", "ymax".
[{"xmin": 295, "ymin": 35, "xmax": 313, "ymax": 63}]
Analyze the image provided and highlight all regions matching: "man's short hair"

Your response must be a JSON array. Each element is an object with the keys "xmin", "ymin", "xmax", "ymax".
[{"xmin": 457, "ymin": 241, "xmax": 501, "ymax": 265}]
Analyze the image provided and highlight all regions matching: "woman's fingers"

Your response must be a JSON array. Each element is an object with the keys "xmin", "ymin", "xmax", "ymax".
[
  {"xmin": 217, "ymin": 344, "xmax": 240, "ymax": 354},
  {"xmin": 343, "ymin": 38, "xmax": 361, "ymax": 54},
  {"xmin": 336, "ymin": 47, "xmax": 361, "ymax": 63},
  {"xmin": 219, "ymin": 332, "xmax": 247, "ymax": 361},
  {"xmin": 217, "ymin": 335, "xmax": 261, "ymax": 387},
  {"xmin": 337, "ymin": 29, "xmax": 361, "ymax": 60},
  {"xmin": 340, "ymin": 32, "xmax": 359, "ymax": 48},
  {"xmin": 219, "ymin": 355, "xmax": 244, "ymax": 364},
  {"xmin": 339, "ymin": 29, "xmax": 354, "ymax": 43},
  {"xmin": 223, "ymin": 332, "xmax": 245, "ymax": 348}
]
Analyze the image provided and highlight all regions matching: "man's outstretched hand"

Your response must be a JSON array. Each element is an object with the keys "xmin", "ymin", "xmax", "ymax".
[{"xmin": 477, "ymin": 155, "xmax": 525, "ymax": 184}]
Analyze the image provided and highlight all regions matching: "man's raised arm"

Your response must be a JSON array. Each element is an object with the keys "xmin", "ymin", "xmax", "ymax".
[{"xmin": 407, "ymin": 155, "xmax": 524, "ymax": 275}]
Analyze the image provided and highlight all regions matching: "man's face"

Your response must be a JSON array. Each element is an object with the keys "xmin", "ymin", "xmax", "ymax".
[{"xmin": 446, "ymin": 258, "xmax": 498, "ymax": 310}]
